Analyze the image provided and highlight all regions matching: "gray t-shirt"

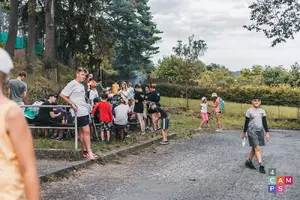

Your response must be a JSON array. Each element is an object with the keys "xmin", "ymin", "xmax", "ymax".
[
  {"xmin": 113, "ymin": 104, "xmax": 131, "ymax": 125},
  {"xmin": 61, "ymin": 80, "xmax": 91, "ymax": 117},
  {"xmin": 246, "ymin": 108, "xmax": 266, "ymax": 132},
  {"xmin": 8, "ymin": 79, "xmax": 27, "ymax": 102}
]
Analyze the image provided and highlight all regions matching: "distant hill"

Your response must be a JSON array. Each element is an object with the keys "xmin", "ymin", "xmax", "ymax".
[{"xmin": 231, "ymin": 71, "xmax": 240, "ymax": 77}]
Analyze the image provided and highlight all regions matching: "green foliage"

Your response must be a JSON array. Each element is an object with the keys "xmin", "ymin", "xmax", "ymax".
[
  {"xmin": 244, "ymin": 0, "xmax": 300, "ymax": 46},
  {"xmin": 171, "ymin": 34, "xmax": 207, "ymax": 83},
  {"xmin": 236, "ymin": 65, "xmax": 263, "ymax": 86},
  {"xmin": 155, "ymin": 83, "xmax": 300, "ymax": 107}
]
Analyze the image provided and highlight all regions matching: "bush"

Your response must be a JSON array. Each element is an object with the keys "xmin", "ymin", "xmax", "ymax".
[{"xmin": 155, "ymin": 83, "xmax": 300, "ymax": 107}]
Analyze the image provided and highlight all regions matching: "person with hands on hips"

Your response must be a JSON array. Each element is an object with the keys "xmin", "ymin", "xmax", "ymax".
[
  {"xmin": 59, "ymin": 67, "xmax": 96, "ymax": 160},
  {"xmin": 243, "ymin": 95, "xmax": 270, "ymax": 174}
]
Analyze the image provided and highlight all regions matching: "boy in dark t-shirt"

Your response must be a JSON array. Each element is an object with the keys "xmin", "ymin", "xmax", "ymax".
[
  {"xmin": 150, "ymin": 102, "xmax": 169, "ymax": 145},
  {"xmin": 37, "ymin": 94, "xmax": 63, "ymax": 139}
]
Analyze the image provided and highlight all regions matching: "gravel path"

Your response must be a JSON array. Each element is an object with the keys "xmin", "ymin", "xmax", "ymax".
[{"xmin": 41, "ymin": 130, "xmax": 300, "ymax": 200}]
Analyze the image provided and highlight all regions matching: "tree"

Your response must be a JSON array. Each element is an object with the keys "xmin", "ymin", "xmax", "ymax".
[
  {"xmin": 172, "ymin": 34, "xmax": 208, "ymax": 110},
  {"xmin": 236, "ymin": 65, "xmax": 263, "ymax": 86},
  {"xmin": 288, "ymin": 62, "xmax": 300, "ymax": 87},
  {"xmin": 27, "ymin": 0, "xmax": 36, "ymax": 77},
  {"xmin": 45, "ymin": 0, "xmax": 55, "ymax": 60},
  {"xmin": 5, "ymin": 0, "xmax": 18, "ymax": 58},
  {"xmin": 262, "ymin": 65, "xmax": 289, "ymax": 86},
  {"xmin": 244, "ymin": 0, "xmax": 300, "ymax": 47},
  {"xmin": 155, "ymin": 56, "xmax": 206, "ymax": 83}
]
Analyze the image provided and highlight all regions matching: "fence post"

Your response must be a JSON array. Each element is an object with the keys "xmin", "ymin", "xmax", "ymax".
[{"xmin": 75, "ymin": 112, "xmax": 78, "ymax": 150}]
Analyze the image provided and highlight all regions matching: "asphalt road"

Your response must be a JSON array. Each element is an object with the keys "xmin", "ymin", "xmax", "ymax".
[{"xmin": 41, "ymin": 130, "xmax": 300, "ymax": 200}]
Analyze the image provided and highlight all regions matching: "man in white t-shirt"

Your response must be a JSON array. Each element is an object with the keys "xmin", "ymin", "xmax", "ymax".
[{"xmin": 59, "ymin": 67, "xmax": 96, "ymax": 160}]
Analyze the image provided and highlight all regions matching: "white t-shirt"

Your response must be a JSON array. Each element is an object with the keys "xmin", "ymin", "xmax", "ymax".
[
  {"xmin": 201, "ymin": 103, "xmax": 207, "ymax": 113},
  {"xmin": 89, "ymin": 89, "xmax": 99, "ymax": 105},
  {"xmin": 61, "ymin": 80, "xmax": 91, "ymax": 117}
]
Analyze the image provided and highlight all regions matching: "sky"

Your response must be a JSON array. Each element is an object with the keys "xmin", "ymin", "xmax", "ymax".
[{"xmin": 148, "ymin": 0, "xmax": 300, "ymax": 71}]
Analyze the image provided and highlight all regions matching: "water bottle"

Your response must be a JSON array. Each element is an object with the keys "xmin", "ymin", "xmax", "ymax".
[{"xmin": 242, "ymin": 137, "xmax": 246, "ymax": 147}]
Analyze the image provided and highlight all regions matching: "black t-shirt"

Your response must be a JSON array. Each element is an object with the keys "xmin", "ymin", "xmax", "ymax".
[
  {"xmin": 156, "ymin": 107, "xmax": 168, "ymax": 118},
  {"xmin": 37, "ymin": 101, "xmax": 53, "ymax": 123},
  {"xmin": 147, "ymin": 91, "xmax": 161, "ymax": 113},
  {"xmin": 134, "ymin": 91, "xmax": 145, "ymax": 113}
]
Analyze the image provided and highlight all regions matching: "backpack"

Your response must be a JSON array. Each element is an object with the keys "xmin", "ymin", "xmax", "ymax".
[
  {"xmin": 219, "ymin": 98, "xmax": 225, "ymax": 110},
  {"xmin": 24, "ymin": 100, "xmax": 45, "ymax": 119}
]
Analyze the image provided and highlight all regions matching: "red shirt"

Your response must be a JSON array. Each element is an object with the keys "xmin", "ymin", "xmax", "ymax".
[{"xmin": 92, "ymin": 101, "xmax": 113, "ymax": 122}]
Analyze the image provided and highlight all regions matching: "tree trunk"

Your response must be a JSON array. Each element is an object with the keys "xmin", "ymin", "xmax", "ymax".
[
  {"xmin": 5, "ymin": 0, "xmax": 18, "ymax": 58},
  {"xmin": 185, "ymin": 81, "xmax": 189, "ymax": 111},
  {"xmin": 27, "ymin": 0, "xmax": 36, "ymax": 77},
  {"xmin": 45, "ymin": 0, "xmax": 55, "ymax": 60}
]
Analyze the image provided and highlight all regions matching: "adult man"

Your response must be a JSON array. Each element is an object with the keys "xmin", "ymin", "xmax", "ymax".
[
  {"xmin": 59, "ymin": 67, "xmax": 96, "ymax": 160},
  {"xmin": 0, "ymin": 48, "xmax": 40, "ymax": 199},
  {"xmin": 37, "ymin": 94, "xmax": 63, "ymax": 139},
  {"xmin": 7, "ymin": 71, "xmax": 27, "ymax": 109}
]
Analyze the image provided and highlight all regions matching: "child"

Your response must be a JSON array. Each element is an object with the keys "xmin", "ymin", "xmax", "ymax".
[
  {"xmin": 92, "ymin": 93, "xmax": 113, "ymax": 144},
  {"xmin": 150, "ymin": 102, "xmax": 169, "ymax": 145},
  {"xmin": 198, "ymin": 97, "xmax": 209, "ymax": 129},
  {"xmin": 89, "ymin": 83, "xmax": 99, "ymax": 106},
  {"xmin": 242, "ymin": 96, "xmax": 270, "ymax": 174}
]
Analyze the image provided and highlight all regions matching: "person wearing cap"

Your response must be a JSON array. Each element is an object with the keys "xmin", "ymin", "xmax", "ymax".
[
  {"xmin": 37, "ymin": 94, "xmax": 64, "ymax": 139},
  {"xmin": 211, "ymin": 92, "xmax": 223, "ymax": 132},
  {"xmin": 242, "ymin": 96, "xmax": 270, "ymax": 174},
  {"xmin": 7, "ymin": 70, "xmax": 28, "ymax": 110},
  {"xmin": 0, "ymin": 48, "xmax": 40, "ymax": 199},
  {"xmin": 197, "ymin": 96, "xmax": 209, "ymax": 129},
  {"xmin": 150, "ymin": 102, "xmax": 169, "ymax": 145},
  {"xmin": 60, "ymin": 67, "xmax": 96, "ymax": 160}
]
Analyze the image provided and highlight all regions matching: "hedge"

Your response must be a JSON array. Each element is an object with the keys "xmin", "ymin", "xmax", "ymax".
[{"xmin": 155, "ymin": 83, "xmax": 300, "ymax": 107}]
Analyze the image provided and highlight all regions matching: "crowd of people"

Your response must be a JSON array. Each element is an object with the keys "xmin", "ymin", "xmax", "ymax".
[
  {"xmin": 0, "ymin": 47, "xmax": 272, "ymax": 199},
  {"xmin": 6, "ymin": 66, "xmax": 170, "ymax": 160}
]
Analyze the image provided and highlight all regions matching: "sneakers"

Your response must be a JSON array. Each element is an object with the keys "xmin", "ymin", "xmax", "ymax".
[
  {"xmin": 83, "ymin": 151, "xmax": 97, "ymax": 160},
  {"xmin": 259, "ymin": 166, "xmax": 266, "ymax": 174},
  {"xmin": 215, "ymin": 129, "xmax": 223, "ymax": 132},
  {"xmin": 160, "ymin": 141, "xmax": 168, "ymax": 145},
  {"xmin": 141, "ymin": 132, "xmax": 146, "ymax": 135},
  {"xmin": 86, "ymin": 152, "xmax": 96, "ymax": 160},
  {"xmin": 106, "ymin": 140, "xmax": 111, "ymax": 144},
  {"xmin": 99, "ymin": 140, "xmax": 105, "ymax": 144},
  {"xmin": 245, "ymin": 160, "xmax": 256, "ymax": 169}
]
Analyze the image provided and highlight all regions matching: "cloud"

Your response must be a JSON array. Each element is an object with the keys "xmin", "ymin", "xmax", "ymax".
[{"xmin": 149, "ymin": 0, "xmax": 300, "ymax": 71}]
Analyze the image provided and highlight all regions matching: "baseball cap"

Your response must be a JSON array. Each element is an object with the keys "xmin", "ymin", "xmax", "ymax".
[
  {"xmin": 211, "ymin": 93, "xmax": 218, "ymax": 97},
  {"xmin": 48, "ymin": 93, "xmax": 58, "ymax": 98},
  {"xmin": 252, "ymin": 95, "xmax": 261, "ymax": 100},
  {"xmin": 201, "ymin": 97, "xmax": 207, "ymax": 101},
  {"xmin": 149, "ymin": 102, "xmax": 156, "ymax": 107},
  {"xmin": 0, "ymin": 48, "xmax": 13, "ymax": 75}
]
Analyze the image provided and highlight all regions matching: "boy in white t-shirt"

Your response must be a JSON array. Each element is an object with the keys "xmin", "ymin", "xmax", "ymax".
[
  {"xmin": 89, "ymin": 83, "xmax": 99, "ymax": 106},
  {"xmin": 198, "ymin": 97, "xmax": 209, "ymax": 129}
]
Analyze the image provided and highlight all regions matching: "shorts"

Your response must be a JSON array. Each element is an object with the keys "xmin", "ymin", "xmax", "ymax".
[
  {"xmin": 160, "ymin": 117, "xmax": 169, "ymax": 130},
  {"xmin": 77, "ymin": 115, "xmax": 90, "ymax": 128},
  {"xmin": 201, "ymin": 113, "xmax": 208, "ymax": 122},
  {"xmin": 248, "ymin": 130, "xmax": 265, "ymax": 147},
  {"xmin": 99, "ymin": 121, "xmax": 111, "ymax": 132}
]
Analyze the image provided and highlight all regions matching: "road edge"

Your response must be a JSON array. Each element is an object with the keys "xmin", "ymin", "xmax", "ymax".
[{"xmin": 39, "ymin": 132, "xmax": 177, "ymax": 183}]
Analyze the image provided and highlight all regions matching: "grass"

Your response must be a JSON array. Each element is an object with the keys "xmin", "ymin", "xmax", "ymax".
[
  {"xmin": 33, "ymin": 96, "xmax": 300, "ymax": 151},
  {"xmin": 161, "ymin": 96, "xmax": 300, "ymax": 132},
  {"xmin": 33, "ymin": 130, "xmax": 162, "ymax": 153}
]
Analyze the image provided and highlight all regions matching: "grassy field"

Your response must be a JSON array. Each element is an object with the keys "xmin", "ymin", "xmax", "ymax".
[
  {"xmin": 33, "ymin": 96, "xmax": 300, "ymax": 150},
  {"xmin": 161, "ymin": 96, "xmax": 300, "ymax": 131}
]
